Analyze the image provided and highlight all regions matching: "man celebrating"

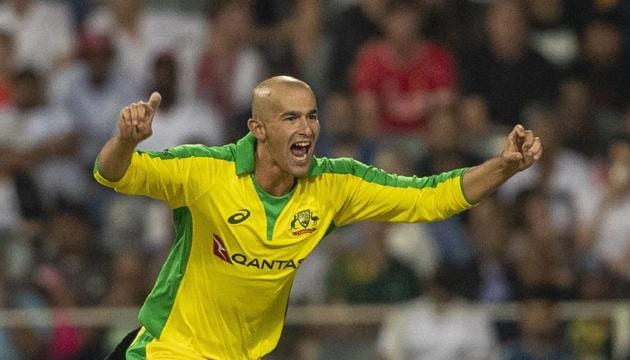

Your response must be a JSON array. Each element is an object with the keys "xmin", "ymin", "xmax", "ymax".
[{"xmin": 95, "ymin": 76, "xmax": 541, "ymax": 359}]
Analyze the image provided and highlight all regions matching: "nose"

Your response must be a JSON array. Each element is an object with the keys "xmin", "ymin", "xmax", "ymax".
[{"xmin": 297, "ymin": 115, "xmax": 313, "ymax": 136}]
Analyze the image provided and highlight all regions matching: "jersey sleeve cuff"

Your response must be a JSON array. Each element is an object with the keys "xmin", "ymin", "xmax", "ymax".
[
  {"xmin": 92, "ymin": 154, "xmax": 136, "ymax": 189},
  {"xmin": 458, "ymin": 167, "xmax": 477, "ymax": 208}
]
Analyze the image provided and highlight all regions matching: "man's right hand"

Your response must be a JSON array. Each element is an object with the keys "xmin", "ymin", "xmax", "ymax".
[
  {"xmin": 117, "ymin": 92, "xmax": 162, "ymax": 145},
  {"xmin": 97, "ymin": 92, "xmax": 162, "ymax": 181}
]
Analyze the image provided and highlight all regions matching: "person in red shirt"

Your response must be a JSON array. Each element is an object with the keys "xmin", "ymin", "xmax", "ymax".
[
  {"xmin": 352, "ymin": 0, "xmax": 456, "ymax": 152},
  {"xmin": 0, "ymin": 30, "xmax": 15, "ymax": 109}
]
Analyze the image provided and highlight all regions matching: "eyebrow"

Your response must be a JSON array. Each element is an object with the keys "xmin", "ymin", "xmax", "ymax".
[{"xmin": 281, "ymin": 109, "xmax": 318, "ymax": 118}]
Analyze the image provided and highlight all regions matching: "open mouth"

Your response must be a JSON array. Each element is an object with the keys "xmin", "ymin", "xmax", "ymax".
[{"xmin": 290, "ymin": 141, "xmax": 312, "ymax": 161}]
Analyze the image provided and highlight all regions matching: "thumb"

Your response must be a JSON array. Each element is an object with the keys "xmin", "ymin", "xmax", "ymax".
[
  {"xmin": 503, "ymin": 150, "xmax": 523, "ymax": 163},
  {"xmin": 147, "ymin": 92, "xmax": 162, "ymax": 112}
]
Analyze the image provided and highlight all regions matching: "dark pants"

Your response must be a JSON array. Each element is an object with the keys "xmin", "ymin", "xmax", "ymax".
[{"xmin": 105, "ymin": 327, "xmax": 141, "ymax": 360}]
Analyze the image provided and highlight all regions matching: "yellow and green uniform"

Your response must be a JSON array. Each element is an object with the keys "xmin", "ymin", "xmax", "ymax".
[{"xmin": 94, "ymin": 133, "xmax": 473, "ymax": 359}]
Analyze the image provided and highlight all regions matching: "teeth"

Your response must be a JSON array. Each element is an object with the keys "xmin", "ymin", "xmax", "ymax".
[{"xmin": 295, "ymin": 142, "xmax": 310, "ymax": 147}]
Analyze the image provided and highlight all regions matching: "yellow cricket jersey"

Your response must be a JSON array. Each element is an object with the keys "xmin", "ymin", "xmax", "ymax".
[{"xmin": 93, "ymin": 133, "xmax": 473, "ymax": 359}]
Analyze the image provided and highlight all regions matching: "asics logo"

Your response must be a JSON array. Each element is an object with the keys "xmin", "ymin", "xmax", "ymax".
[{"xmin": 227, "ymin": 209, "xmax": 251, "ymax": 224}]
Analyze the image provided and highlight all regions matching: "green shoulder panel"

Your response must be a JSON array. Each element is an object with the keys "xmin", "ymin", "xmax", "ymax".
[
  {"xmin": 140, "ymin": 143, "xmax": 236, "ymax": 161},
  {"xmin": 309, "ymin": 157, "xmax": 466, "ymax": 189},
  {"xmin": 92, "ymin": 143, "xmax": 236, "ymax": 176}
]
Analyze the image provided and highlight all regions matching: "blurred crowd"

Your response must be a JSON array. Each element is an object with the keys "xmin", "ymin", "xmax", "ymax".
[{"xmin": 0, "ymin": 0, "xmax": 630, "ymax": 358}]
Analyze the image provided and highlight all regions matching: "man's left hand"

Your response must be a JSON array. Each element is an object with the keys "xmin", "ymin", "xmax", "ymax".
[{"xmin": 501, "ymin": 124, "xmax": 543, "ymax": 175}]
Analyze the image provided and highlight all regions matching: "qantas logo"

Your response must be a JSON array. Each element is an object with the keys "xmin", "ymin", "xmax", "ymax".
[
  {"xmin": 213, "ymin": 234, "xmax": 232, "ymax": 263},
  {"xmin": 212, "ymin": 233, "xmax": 304, "ymax": 270}
]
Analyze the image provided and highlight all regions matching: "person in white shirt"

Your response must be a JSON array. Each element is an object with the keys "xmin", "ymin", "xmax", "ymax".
[
  {"xmin": 85, "ymin": 0, "xmax": 205, "ymax": 100},
  {"xmin": 138, "ymin": 52, "xmax": 224, "ymax": 151},
  {"xmin": 0, "ymin": 0, "xmax": 75, "ymax": 73},
  {"xmin": 378, "ymin": 265, "xmax": 500, "ymax": 360},
  {"xmin": 0, "ymin": 68, "xmax": 84, "ymax": 208},
  {"xmin": 54, "ymin": 32, "xmax": 144, "ymax": 170}
]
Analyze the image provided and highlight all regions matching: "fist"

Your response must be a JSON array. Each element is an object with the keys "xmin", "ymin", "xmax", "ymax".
[
  {"xmin": 501, "ymin": 124, "xmax": 543, "ymax": 174},
  {"xmin": 117, "ymin": 92, "xmax": 162, "ymax": 144}
]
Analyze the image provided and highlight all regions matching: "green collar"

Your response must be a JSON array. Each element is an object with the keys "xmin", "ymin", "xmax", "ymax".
[
  {"xmin": 234, "ymin": 132, "xmax": 320, "ymax": 176},
  {"xmin": 235, "ymin": 132, "xmax": 257, "ymax": 175}
]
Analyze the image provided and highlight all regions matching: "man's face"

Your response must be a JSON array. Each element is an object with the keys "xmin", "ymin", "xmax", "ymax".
[
  {"xmin": 487, "ymin": 1, "xmax": 527, "ymax": 56},
  {"xmin": 14, "ymin": 75, "xmax": 41, "ymax": 110},
  {"xmin": 385, "ymin": 9, "xmax": 419, "ymax": 44},
  {"xmin": 258, "ymin": 86, "xmax": 320, "ymax": 177}
]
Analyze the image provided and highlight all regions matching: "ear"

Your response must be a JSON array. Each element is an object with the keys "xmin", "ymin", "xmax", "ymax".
[{"xmin": 247, "ymin": 118, "xmax": 266, "ymax": 141}]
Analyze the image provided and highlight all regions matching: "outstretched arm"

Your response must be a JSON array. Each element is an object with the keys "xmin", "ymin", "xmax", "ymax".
[
  {"xmin": 97, "ymin": 92, "xmax": 162, "ymax": 181},
  {"xmin": 462, "ymin": 124, "xmax": 542, "ymax": 204}
]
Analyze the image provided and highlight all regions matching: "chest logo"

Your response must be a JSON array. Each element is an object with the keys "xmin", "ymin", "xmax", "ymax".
[
  {"xmin": 212, "ymin": 233, "xmax": 305, "ymax": 270},
  {"xmin": 213, "ymin": 234, "xmax": 232, "ymax": 264},
  {"xmin": 227, "ymin": 209, "xmax": 251, "ymax": 224},
  {"xmin": 290, "ymin": 209, "xmax": 319, "ymax": 236}
]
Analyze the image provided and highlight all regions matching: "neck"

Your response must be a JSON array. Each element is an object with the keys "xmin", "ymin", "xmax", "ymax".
[
  {"xmin": 254, "ymin": 170, "xmax": 296, "ymax": 196},
  {"xmin": 493, "ymin": 42, "xmax": 525, "ymax": 62},
  {"xmin": 394, "ymin": 39, "xmax": 421, "ymax": 62},
  {"xmin": 118, "ymin": 14, "xmax": 139, "ymax": 33},
  {"xmin": 13, "ymin": 3, "xmax": 30, "ymax": 17},
  {"xmin": 254, "ymin": 147, "xmax": 296, "ymax": 196}
]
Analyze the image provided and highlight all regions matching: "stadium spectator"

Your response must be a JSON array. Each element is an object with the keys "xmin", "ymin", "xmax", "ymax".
[
  {"xmin": 578, "ymin": 134, "xmax": 630, "ymax": 297},
  {"xmin": 325, "ymin": 221, "xmax": 422, "ymax": 304},
  {"xmin": 101, "ymin": 248, "xmax": 150, "ymax": 355},
  {"xmin": 0, "ymin": 250, "xmax": 21, "ymax": 359},
  {"xmin": 33, "ymin": 204, "xmax": 110, "ymax": 359},
  {"xmin": 457, "ymin": 95, "xmax": 506, "ymax": 159},
  {"xmin": 508, "ymin": 188, "xmax": 577, "ymax": 299},
  {"xmin": 554, "ymin": 78, "xmax": 604, "ymax": 158},
  {"xmin": 568, "ymin": 16, "xmax": 630, "ymax": 114},
  {"xmin": 0, "ymin": 30, "xmax": 22, "ymax": 237},
  {"xmin": 85, "ymin": 0, "xmax": 205, "ymax": 99},
  {"xmin": 503, "ymin": 291, "xmax": 574, "ymax": 359},
  {"xmin": 566, "ymin": 262, "xmax": 615, "ymax": 359},
  {"xmin": 0, "ymin": 68, "xmax": 84, "ymax": 209},
  {"xmin": 319, "ymin": 0, "xmax": 386, "ymax": 152},
  {"xmin": 55, "ymin": 32, "xmax": 142, "ymax": 173},
  {"xmin": 459, "ymin": 0, "xmax": 559, "ymax": 128},
  {"xmin": 0, "ymin": 30, "xmax": 14, "ymax": 109},
  {"xmin": 352, "ymin": 0, "xmax": 457, "ymax": 155},
  {"xmin": 524, "ymin": 0, "xmax": 582, "ymax": 68},
  {"xmin": 327, "ymin": 0, "xmax": 385, "ymax": 94},
  {"xmin": 0, "ymin": 0, "xmax": 75, "ymax": 73},
  {"xmin": 373, "ymin": 146, "xmax": 440, "ymax": 283},
  {"xmin": 196, "ymin": 0, "xmax": 267, "ymax": 142},
  {"xmin": 413, "ymin": 108, "xmax": 484, "ymax": 288},
  {"xmin": 251, "ymin": 0, "xmax": 323, "ymax": 83},
  {"xmin": 499, "ymin": 103, "xmax": 601, "ymax": 237},
  {"xmin": 378, "ymin": 265, "xmax": 499, "ymax": 360},
  {"xmin": 141, "ymin": 52, "xmax": 224, "ymax": 151},
  {"xmin": 468, "ymin": 197, "xmax": 521, "ymax": 303}
]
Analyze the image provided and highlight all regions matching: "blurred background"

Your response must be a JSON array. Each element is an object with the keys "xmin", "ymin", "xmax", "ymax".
[{"xmin": 0, "ymin": 0, "xmax": 630, "ymax": 359}]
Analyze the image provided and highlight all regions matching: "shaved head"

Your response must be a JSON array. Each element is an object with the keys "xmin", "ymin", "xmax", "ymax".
[
  {"xmin": 252, "ymin": 76, "xmax": 313, "ymax": 122},
  {"xmin": 247, "ymin": 75, "xmax": 320, "ymax": 192}
]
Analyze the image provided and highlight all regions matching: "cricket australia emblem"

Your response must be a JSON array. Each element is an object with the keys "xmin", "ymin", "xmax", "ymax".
[{"xmin": 290, "ymin": 209, "xmax": 319, "ymax": 236}]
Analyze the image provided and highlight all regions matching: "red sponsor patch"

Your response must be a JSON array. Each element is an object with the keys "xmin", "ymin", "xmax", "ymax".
[{"xmin": 213, "ymin": 234, "xmax": 232, "ymax": 264}]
